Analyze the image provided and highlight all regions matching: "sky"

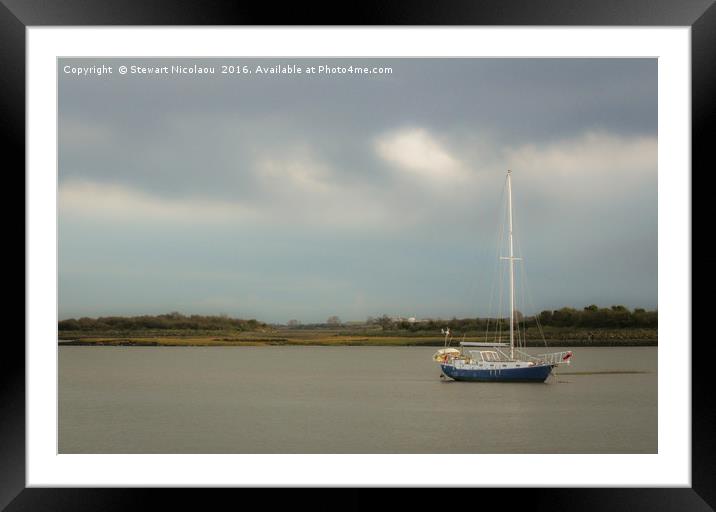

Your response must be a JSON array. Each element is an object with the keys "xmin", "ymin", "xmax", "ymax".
[{"xmin": 58, "ymin": 58, "xmax": 657, "ymax": 323}]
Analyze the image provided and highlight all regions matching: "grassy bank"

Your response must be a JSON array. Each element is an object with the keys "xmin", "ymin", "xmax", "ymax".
[{"xmin": 58, "ymin": 327, "xmax": 657, "ymax": 347}]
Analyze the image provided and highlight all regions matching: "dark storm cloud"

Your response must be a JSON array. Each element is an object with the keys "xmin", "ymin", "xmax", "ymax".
[{"xmin": 59, "ymin": 58, "xmax": 656, "ymax": 200}]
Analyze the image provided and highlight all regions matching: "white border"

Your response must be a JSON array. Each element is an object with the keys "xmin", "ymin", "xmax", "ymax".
[{"xmin": 27, "ymin": 27, "xmax": 690, "ymax": 487}]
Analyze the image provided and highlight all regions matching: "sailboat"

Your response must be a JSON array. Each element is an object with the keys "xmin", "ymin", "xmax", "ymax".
[{"xmin": 433, "ymin": 170, "xmax": 573, "ymax": 382}]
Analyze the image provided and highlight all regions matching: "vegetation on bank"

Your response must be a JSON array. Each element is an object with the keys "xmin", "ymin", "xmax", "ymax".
[
  {"xmin": 58, "ymin": 312, "xmax": 265, "ymax": 332},
  {"xmin": 356, "ymin": 305, "xmax": 657, "ymax": 333},
  {"xmin": 537, "ymin": 305, "xmax": 656, "ymax": 328},
  {"xmin": 57, "ymin": 306, "xmax": 657, "ymax": 346},
  {"xmin": 58, "ymin": 329, "xmax": 656, "ymax": 347}
]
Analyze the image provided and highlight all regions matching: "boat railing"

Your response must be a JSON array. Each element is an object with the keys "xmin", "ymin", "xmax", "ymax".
[
  {"xmin": 513, "ymin": 349, "xmax": 540, "ymax": 361},
  {"xmin": 469, "ymin": 350, "xmax": 510, "ymax": 362},
  {"xmin": 534, "ymin": 350, "xmax": 573, "ymax": 365},
  {"xmin": 513, "ymin": 349, "xmax": 573, "ymax": 365}
]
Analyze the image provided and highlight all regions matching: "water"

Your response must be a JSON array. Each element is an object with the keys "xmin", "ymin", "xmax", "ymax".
[{"xmin": 59, "ymin": 346, "xmax": 657, "ymax": 453}]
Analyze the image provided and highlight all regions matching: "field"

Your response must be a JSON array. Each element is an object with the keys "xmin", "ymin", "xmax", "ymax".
[{"xmin": 58, "ymin": 326, "xmax": 657, "ymax": 347}]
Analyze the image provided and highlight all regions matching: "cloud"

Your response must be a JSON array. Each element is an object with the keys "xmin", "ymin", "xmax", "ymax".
[
  {"xmin": 60, "ymin": 129, "xmax": 654, "ymax": 235},
  {"xmin": 59, "ymin": 118, "xmax": 116, "ymax": 150},
  {"xmin": 374, "ymin": 127, "xmax": 467, "ymax": 182},
  {"xmin": 505, "ymin": 131, "xmax": 656, "ymax": 190},
  {"xmin": 59, "ymin": 180, "xmax": 256, "ymax": 225},
  {"xmin": 244, "ymin": 147, "xmax": 405, "ymax": 228},
  {"xmin": 58, "ymin": 167, "xmax": 398, "ymax": 230},
  {"xmin": 256, "ymin": 149, "xmax": 335, "ymax": 195}
]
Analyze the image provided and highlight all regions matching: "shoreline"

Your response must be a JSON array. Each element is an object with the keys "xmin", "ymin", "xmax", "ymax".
[{"xmin": 58, "ymin": 339, "xmax": 658, "ymax": 347}]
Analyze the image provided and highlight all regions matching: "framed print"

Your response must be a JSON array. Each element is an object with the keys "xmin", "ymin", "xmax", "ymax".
[{"xmin": 7, "ymin": 0, "xmax": 714, "ymax": 509}]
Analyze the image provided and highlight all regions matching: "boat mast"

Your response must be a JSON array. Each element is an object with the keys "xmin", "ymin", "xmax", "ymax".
[{"xmin": 507, "ymin": 170, "xmax": 515, "ymax": 359}]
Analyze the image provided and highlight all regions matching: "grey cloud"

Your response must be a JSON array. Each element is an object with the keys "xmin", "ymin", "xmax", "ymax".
[{"xmin": 59, "ymin": 58, "xmax": 656, "ymax": 199}]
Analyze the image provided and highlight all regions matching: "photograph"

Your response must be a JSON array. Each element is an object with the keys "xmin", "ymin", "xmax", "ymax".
[
  {"xmin": 57, "ymin": 56, "xmax": 658, "ymax": 455},
  {"xmin": 0, "ymin": 0, "xmax": 708, "ymax": 500}
]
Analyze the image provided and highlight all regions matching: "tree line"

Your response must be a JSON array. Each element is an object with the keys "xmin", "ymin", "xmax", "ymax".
[
  {"xmin": 537, "ymin": 305, "xmax": 656, "ymax": 328},
  {"xmin": 366, "ymin": 305, "xmax": 657, "ymax": 332},
  {"xmin": 58, "ymin": 312, "xmax": 265, "ymax": 331}
]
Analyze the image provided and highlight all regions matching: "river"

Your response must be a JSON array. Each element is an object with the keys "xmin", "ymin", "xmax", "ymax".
[{"xmin": 59, "ymin": 346, "xmax": 657, "ymax": 453}]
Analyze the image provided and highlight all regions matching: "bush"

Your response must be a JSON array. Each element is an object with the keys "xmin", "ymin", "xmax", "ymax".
[{"xmin": 58, "ymin": 313, "xmax": 266, "ymax": 332}]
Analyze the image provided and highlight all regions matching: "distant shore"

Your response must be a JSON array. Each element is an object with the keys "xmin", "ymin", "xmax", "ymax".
[
  {"xmin": 58, "ymin": 340, "xmax": 656, "ymax": 347},
  {"xmin": 58, "ymin": 329, "xmax": 657, "ymax": 348}
]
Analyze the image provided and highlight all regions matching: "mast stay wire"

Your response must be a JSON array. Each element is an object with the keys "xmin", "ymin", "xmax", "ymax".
[
  {"xmin": 485, "ymin": 175, "xmax": 508, "ymax": 344},
  {"xmin": 514, "ymin": 234, "xmax": 549, "ymax": 350}
]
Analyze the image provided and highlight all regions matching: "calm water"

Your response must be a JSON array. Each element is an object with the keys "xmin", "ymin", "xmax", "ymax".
[{"xmin": 59, "ymin": 346, "xmax": 657, "ymax": 453}]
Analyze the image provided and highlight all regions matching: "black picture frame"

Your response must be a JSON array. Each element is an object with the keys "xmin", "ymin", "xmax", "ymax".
[{"xmin": 6, "ymin": 1, "xmax": 712, "ymax": 509}]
